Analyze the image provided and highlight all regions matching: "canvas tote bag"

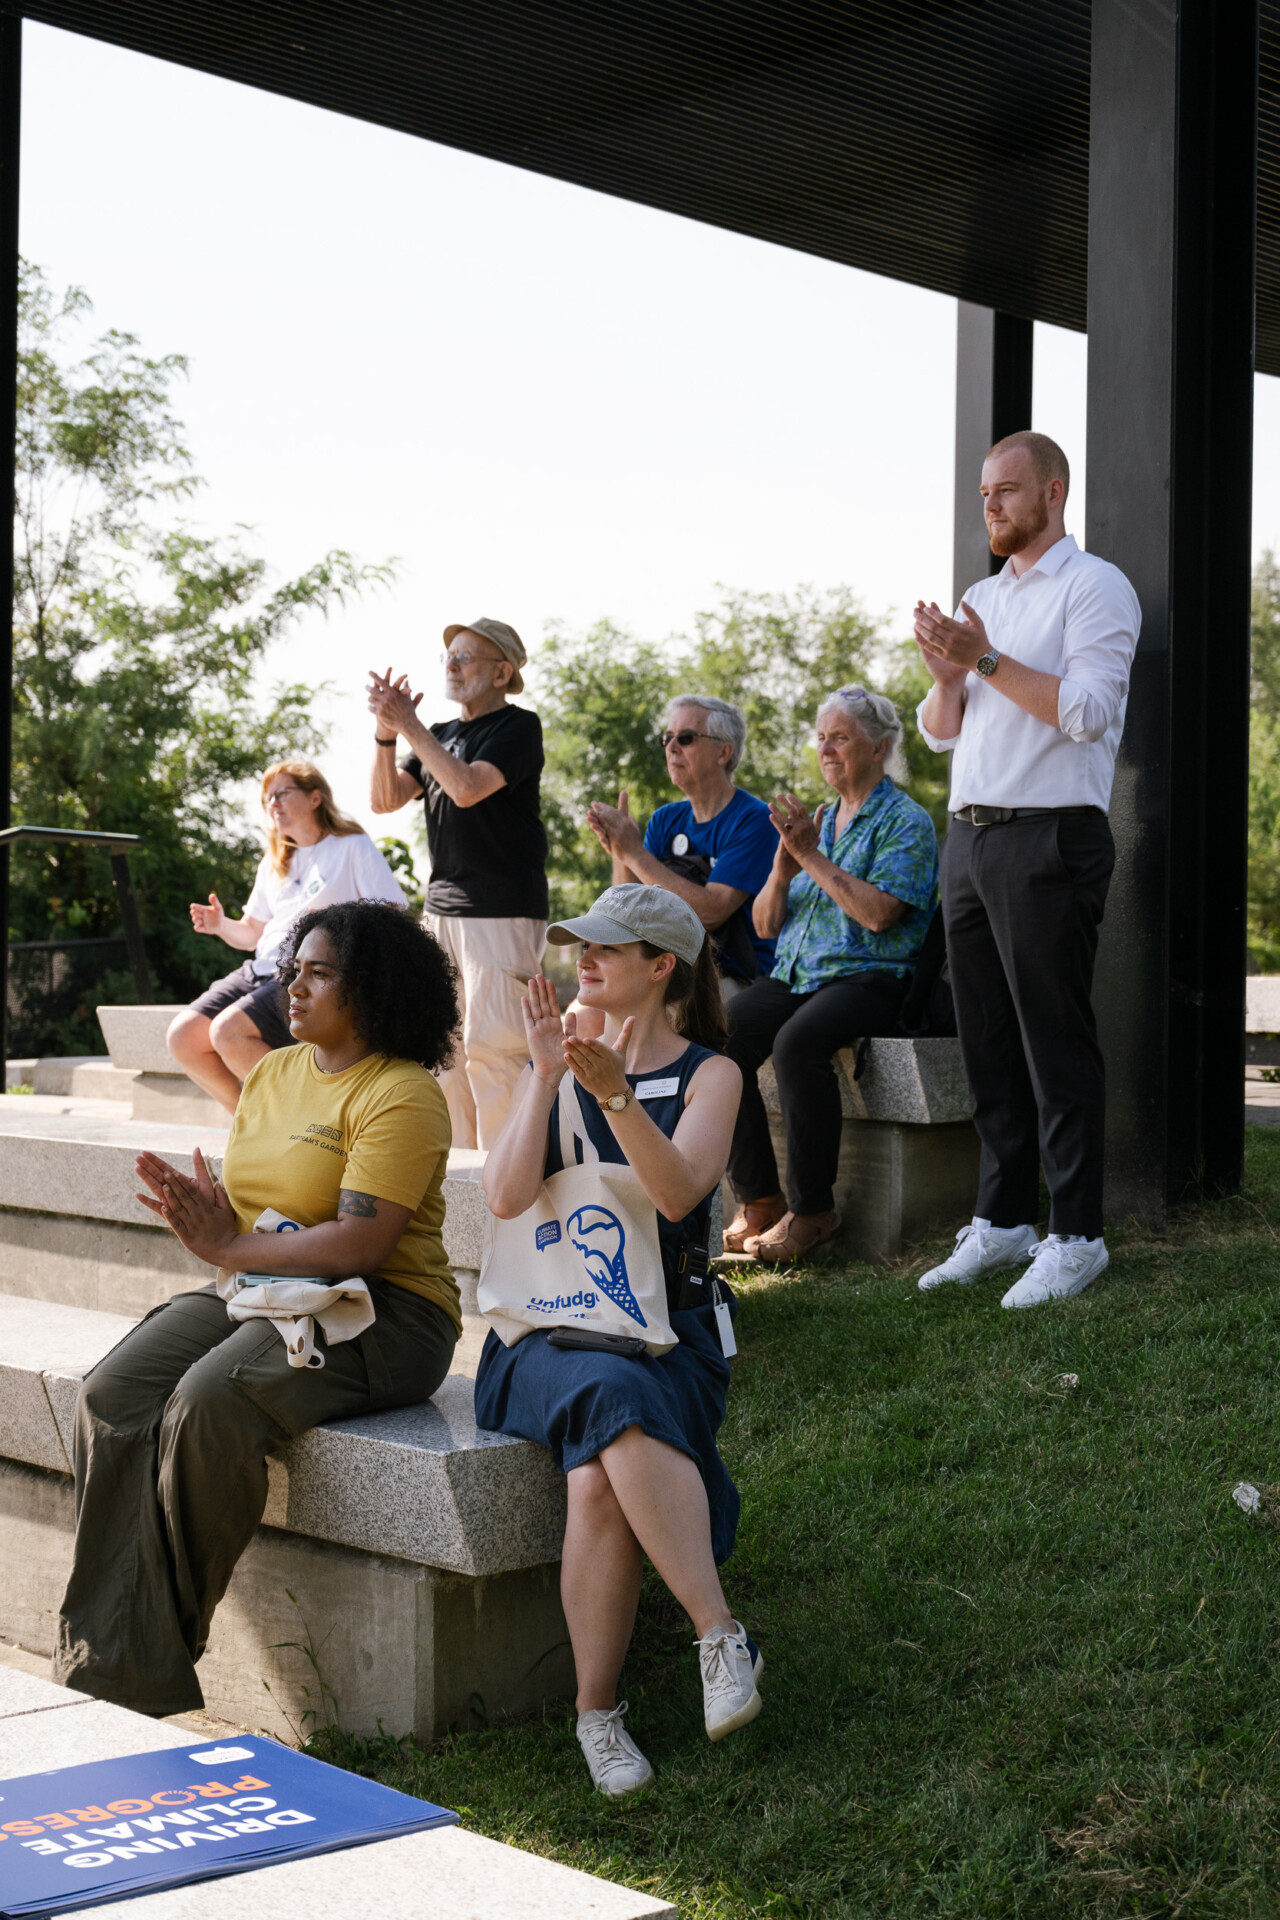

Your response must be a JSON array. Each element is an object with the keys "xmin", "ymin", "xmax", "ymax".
[{"xmin": 478, "ymin": 1086, "xmax": 678, "ymax": 1356}]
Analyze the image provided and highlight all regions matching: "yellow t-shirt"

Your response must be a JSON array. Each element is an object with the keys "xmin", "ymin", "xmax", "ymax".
[{"xmin": 222, "ymin": 1045, "xmax": 459, "ymax": 1335}]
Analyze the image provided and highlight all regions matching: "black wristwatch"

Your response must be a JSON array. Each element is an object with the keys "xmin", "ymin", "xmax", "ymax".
[{"xmin": 974, "ymin": 649, "xmax": 1001, "ymax": 678}]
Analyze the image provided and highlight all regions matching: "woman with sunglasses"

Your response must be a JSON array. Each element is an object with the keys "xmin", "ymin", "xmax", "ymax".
[
  {"xmin": 723, "ymin": 688, "xmax": 939, "ymax": 1263},
  {"xmin": 54, "ymin": 901, "xmax": 461, "ymax": 1717},
  {"xmin": 167, "ymin": 759, "xmax": 408, "ymax": 1115}
]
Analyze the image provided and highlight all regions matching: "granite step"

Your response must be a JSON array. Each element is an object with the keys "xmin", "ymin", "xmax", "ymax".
[
  {"xmin": 0, "ymin": 1291, "xmax": 561, "ymax": 1578},
  {"xmin": 0, "ymin": 1108, "xmax": 488, "ymax": 1336},
  {"xmin": 0, "ymin": 1665, "xmax": 674, "ymax": 1918},
  {"xmin": 0, "ymin": 1293, "xmax": 570, "ymax": 1743}
]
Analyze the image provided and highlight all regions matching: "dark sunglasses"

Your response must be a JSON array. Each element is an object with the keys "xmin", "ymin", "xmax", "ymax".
[{"xmin": 660, "ymin": 728, "xmax": 713, "ymax": 748}]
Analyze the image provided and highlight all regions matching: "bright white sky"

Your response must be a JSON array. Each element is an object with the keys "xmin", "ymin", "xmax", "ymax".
[{"xmin": 17, "ymin": 21, "xmax": 1280, "ymax": 834}]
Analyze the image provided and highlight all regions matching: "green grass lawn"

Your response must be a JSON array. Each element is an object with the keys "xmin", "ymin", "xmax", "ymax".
[{"xmin": 315, "ymin": 1129, "xmax": 1280, "ymax": 1918}]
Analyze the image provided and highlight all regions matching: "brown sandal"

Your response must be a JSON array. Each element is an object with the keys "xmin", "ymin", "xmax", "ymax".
[
  {"xmin": 744, "ymin": 1209, "xmax": 842, "ymax": 1265},
  {"xmin": 722, "ymin": 1192, "xmax": 786, "ymax": 1253}
]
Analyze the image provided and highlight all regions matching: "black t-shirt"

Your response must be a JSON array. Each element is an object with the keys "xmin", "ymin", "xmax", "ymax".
[{"xmin": 403, "ymin": 704, "xmax": 549, "ymax": 918}]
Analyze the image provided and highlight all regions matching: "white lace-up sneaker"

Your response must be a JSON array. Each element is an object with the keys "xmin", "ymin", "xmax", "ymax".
[
  {"xmin": 576, "ymin": 1701, "xmax": 654, "ymax": 1796},
  {"xmin": 1000, "ymin": 1235, "xmax": 1108, "ymax": 1308},
  {"xmin": 917, "ymin": 1219, "xmax": 1039, "ymax": 1292},
  {"xmin": 696, "ymin": 1621, "xmax": 763, "ymax": 1742}
]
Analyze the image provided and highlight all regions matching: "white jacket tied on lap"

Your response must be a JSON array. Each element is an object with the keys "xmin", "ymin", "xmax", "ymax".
[{"xmin": 216, "ymin": 1207, "xmax": 375, "ymax": 1369}]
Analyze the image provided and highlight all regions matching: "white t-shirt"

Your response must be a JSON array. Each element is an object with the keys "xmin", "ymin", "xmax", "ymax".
[{"xmin": 243, "ymin": 834, "xmax": 409, "ymax": 974}]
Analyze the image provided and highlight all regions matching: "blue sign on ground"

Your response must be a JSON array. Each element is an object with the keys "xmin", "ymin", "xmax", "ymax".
[{"xmin": 0, "ymin": 1737, "xmax": 458, "ymax": 1914}]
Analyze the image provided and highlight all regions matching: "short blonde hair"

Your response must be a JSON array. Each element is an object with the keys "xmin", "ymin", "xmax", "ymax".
[{"xmin": 986, "ymin": 429, "xmax": 1070, "ymax": 498}]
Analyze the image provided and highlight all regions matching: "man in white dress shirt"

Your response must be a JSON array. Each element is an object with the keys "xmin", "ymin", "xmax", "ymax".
[{"xmin": 912, "ymin": 431, "xmax": 1140, "ymax": 1307}]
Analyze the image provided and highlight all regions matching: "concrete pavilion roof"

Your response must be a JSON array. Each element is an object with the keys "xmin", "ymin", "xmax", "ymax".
[{"xmin": 14, "ymin": 0, "xmax": 1280, "ymax": 375}]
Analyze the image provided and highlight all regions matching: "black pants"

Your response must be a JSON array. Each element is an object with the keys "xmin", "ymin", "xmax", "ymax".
[
  {"xmin": 725, "ymin": 972, "xmax": 910, "ymax": 1215},
  {"xmin": 942, "ymin": 810, "xmax": 1114, "ymax": 1238},
  {"xmin": 53, "ymin": 1280, "xmax": 456, "ymax": 1716}
]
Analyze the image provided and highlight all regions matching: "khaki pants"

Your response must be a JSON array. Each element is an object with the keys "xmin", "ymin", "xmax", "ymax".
[
  {"xmin": 53, "ymin": 1282, "xmax": 455, "ymax": 1716},
  {"xmin": 426, "ymin": 913, "xmax": 546, "ymax": 1150}
]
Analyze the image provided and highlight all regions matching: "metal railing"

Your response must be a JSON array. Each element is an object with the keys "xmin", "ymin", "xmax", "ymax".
[{"xmin": 0, "ymin": 830, "xmax": 153, "ymax": 1064}]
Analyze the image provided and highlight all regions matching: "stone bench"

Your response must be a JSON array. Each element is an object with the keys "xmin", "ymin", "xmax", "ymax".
[
  {"xmin": 0, "ymin": 1105, "xmax": 490, "ymax": 1373},
  {"xmin": 0, "ymin": 1291, "xmax": 571, "ymax": 1746},
  {"xmin": 97, "ymin": 1004, "xmax": 227, "ymax": 1127},
  {"xmin": 749, "ymin": 1035, "xmax": 978, "ymax": 1261}
]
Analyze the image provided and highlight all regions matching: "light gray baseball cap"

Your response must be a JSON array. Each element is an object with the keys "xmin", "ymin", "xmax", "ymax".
[
  {"xmin": 443, "ymin": 617, "xmax": 526, "ymax": 693},
  {"xmin": 547, "ymin": 884, "xmax": 705, "ymax": 965}
]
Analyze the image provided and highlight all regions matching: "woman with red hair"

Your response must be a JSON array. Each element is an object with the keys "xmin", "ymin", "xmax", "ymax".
[{"xmin": 166, "ymin": 758, "xmax": 406, "ymax": 1114}]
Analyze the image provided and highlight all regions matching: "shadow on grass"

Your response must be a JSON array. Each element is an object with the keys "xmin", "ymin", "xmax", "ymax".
[{"xmin": 310, "ymin": 1130, "xmax": 1280, "ymax": 1919}]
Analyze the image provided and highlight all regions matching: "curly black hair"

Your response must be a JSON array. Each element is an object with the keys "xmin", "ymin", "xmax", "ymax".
[{"xmin": 277, "ymin": 900, "xmax": 458, "ymax": 1071}]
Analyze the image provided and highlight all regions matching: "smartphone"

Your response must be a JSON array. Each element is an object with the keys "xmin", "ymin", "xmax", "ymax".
[{"xmin": 547, "ymin": 1327, "xmax": 647, "ymax": 1358}]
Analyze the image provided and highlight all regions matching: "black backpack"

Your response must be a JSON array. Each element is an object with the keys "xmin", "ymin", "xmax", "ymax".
[
  {"xmin": 659, "ymin": 850, "xmax": 761, "ymax": 983},
  {"xmin": 894, "ymin": 906, "xmax": 956, "ymax": 1037}
]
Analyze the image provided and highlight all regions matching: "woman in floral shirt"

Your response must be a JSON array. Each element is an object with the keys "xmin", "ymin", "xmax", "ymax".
[{"xmin": 723, "ymin": 687, "xmax": 939, "ymax": 1262}]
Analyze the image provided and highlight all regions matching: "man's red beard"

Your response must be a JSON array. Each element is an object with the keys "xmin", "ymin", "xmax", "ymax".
[{"xmin": 987, "ymin": 496, "xmax": 1049, "ymax": 556}]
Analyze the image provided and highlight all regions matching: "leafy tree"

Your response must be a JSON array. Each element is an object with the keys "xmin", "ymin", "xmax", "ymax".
[
  {"xmin": 10, "ymin": 263, "xmax": 390, "ymax": 1050},
  {"xmin": 532, "ymin": 587, "xmax": 949, "ymax": 918},
  {"xmin": 1249, "ymin": 548, "xmax": 1280, "ymax": 969}
]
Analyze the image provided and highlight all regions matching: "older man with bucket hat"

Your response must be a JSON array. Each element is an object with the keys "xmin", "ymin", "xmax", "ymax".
[{"xmin": 369, "ymin": 617, "xmax": 548, "ymax": 1148}]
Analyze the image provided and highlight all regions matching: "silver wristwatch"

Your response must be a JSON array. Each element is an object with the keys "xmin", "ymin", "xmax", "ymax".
[
  {"xmin": 599, "ymin": 1088, "xmax": 635, "ymax": 1114},
  {"xmin": 975, "ymin": 648, "xmax": 1001, "ymax": 678}
]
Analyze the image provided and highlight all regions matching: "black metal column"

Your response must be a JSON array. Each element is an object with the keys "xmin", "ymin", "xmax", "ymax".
[
  {"xmin": 953, "ymin": 303, "xmax": 1034, "ymax": 609},
  {"xmin": 0, "ymin": 17, "xmax": 18, "ymax": 1082},
  {"xmin": 1087, "ymin": 0, "xmax": 1258, "ymax": 1220}
]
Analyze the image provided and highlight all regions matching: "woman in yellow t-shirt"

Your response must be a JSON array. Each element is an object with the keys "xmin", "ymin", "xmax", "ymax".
[{"xmin": 53, "ymin": 901, "xmax": 460, "ymax": 1718}]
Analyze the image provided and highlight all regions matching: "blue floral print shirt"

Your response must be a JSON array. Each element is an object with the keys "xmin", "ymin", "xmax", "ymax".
[{"xmin": 771, "ymin": 778, "xmax": 939, "ymax": 991}]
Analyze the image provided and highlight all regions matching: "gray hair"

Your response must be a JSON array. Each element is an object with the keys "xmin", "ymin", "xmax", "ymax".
[
  {"xmin": 663, "ymin": 692, "xmax": 747, "ymax": 774},
  {"xmin": 816, "ymin": 685, "xmax": 908, "ymax": 783}
]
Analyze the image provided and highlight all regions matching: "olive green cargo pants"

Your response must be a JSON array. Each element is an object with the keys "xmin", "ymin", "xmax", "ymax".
[{"xmin": 53, "ymin": 1280, "xmax": 456, "ymax": 1716}]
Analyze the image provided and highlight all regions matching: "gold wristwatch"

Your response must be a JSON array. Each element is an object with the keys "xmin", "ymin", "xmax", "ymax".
[{"xmin": 598, "ymin": 1088, "xmax": 635, "ymax": 1114}]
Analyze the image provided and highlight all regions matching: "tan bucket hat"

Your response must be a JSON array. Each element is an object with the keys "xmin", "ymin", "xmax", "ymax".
[{"xmin": 443, "ymin": 617, "xmax": 526, "ymax": 693}]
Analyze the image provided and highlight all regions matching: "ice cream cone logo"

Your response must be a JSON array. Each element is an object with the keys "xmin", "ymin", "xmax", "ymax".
[{"xmin": 565, "ymin": 1204, "xmax": 646, "ymax": 1327}]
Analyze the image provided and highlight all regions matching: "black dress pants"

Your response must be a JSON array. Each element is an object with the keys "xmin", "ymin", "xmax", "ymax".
[
  {"xmin": 942, "ymin": 810, "xmax": 1114, "ymax": 1239},
  {"xmin": 726, "ymin": 972, "xmax": 909, "ymax": 1215}
]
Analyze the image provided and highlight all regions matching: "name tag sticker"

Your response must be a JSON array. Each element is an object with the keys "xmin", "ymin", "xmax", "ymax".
[{"xmin": 635, "ymin": 1078, "xmax": 680, "ymax": 1100}]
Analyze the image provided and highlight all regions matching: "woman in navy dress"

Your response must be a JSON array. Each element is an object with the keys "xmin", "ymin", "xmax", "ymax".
[{"xmin": 476, "ymin": 884, "xmax": 760, "ymax": 1797}]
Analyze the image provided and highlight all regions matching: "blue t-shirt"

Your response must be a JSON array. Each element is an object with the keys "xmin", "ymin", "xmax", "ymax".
[{"xmin": 644, "ymin": 787, "xmax": 779, "ymax": 978}]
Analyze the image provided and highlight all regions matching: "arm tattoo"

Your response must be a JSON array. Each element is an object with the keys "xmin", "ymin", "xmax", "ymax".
[{"xmin": 338, "ymin": 1189, "xmax": 379, "ymax": 1219}]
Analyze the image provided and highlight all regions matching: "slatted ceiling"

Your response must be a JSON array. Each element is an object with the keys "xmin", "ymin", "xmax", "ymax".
[{"xmin": 10, "ymin": 0, "xmax": 1280, "ymax": 373}]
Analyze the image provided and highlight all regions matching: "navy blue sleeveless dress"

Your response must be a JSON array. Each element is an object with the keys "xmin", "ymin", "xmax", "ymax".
[{"xmin": 473, "ymin": 1041, "xmax": 741, "ymax": 1564}]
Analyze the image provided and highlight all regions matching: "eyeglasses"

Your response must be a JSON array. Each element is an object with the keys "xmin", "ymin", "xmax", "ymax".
[
  {"xmin": 660, "ymin": 729, "xmax": 714, "ymax": 749},
  {"xmin": 439, "ymin": 650, "xmax": 500, "ymax": 669},
  {"xmin": 265, "ymin": 787, "xmax": 306, "ymax": 806}
]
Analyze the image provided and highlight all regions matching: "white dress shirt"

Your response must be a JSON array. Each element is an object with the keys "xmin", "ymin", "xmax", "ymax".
[{"xmin": 916, "ymin": 534, "xmax": 1141, "ymax": 812}]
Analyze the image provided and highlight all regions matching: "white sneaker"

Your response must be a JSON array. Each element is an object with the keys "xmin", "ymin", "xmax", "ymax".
[
  {"xmin": 1000, "ymin": 1235, "xmax": 1108, "ymax": 1309},
  {"xmin": 917, "ymin": 1219, "xmax": 1039, "ymax": 1291},
  {"xmin": 696, "ymin": 1621, "xmax": 763, "ymax": 1742},
  {"xmin": 576, "ymin": 1702, "xmax": 654, "ymax": 1796}
]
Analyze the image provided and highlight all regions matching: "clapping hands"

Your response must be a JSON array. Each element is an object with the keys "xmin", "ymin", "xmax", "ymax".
[
  {"xmin": 136, "ymin": 1148, "xmax": 238, "ymax": 1266},
  {"xmin": 768, "ymin": 792, "xmax": 824, "ymax": 865},
  {"xmin": 367, "ymin": 667, "xmax": 424, "ymax": 739},
  {"xmin": 912, "ymin": 600, "xmax": 988, "ymax": 682},
  {"xmin": 586, "ymin": 789, "xmax": 642, "ymax": 859},
  {"xmin": 521, "ymin": 974, "xmax": 632, "ymax": 1101}
]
